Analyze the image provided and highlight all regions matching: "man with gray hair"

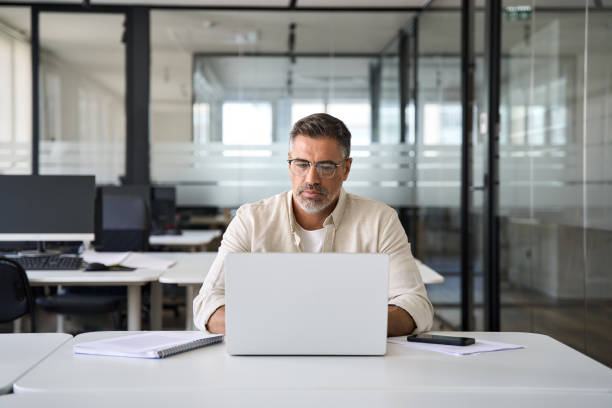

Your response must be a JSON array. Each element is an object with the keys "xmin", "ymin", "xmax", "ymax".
[{"xmin": 194, "ymin": 113, "xmax": 434, "ymax": 336}]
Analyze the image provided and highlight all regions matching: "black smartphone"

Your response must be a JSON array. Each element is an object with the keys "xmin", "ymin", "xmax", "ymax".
[{"xmin": 407, "ymin": 334, "xmax": 475, "ymax": 346}]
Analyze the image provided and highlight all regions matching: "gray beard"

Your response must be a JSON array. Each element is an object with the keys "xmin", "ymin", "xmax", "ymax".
[{"xmin": 295, "ymin": 194, "xmax": 332, "ymax": 214}]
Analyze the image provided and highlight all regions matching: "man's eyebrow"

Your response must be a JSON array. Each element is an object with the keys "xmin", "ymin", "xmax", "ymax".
[{"xmin": 289, "ymin": 158, "xmax": 340, "ymax": 164}]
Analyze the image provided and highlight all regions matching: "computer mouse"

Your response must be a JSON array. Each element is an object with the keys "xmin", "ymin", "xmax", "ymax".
[{"xmin": 85, "ymin": 262, "xmax": 110, "ymax": 271}]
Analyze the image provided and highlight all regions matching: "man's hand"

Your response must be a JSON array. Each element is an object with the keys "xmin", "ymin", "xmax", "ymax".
[
  {"xmin": 387, "ymin": 305, "xmax": 415, "ymax": 337},
  {"xmin": 206, "ymin": 305, "xmax": 226, "ymax": 334}
]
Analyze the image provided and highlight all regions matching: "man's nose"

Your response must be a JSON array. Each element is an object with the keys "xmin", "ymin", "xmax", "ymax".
[{"xmin": 304, "ymin": 164, "xmax": 321, "ymax": 184}]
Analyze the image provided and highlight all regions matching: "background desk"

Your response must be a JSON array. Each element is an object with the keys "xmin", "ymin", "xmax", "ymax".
[
  {"xmin": 0, "ymin": 333, "xmax": 71, "ymax": 394},
  {"xmin": 14, "ymin": 331, "xmax": 611, "ymax": 398},
  {"xmin": 158, "ymin": 254, "xmax": 444, "ymax": 330},
  {"xmin": 415, "ymin": 259, "xmax": 444, "ymax": 284},
  {"xmin": 149, "ymin": 230, "xmax": 222, "ymax": 251},
  {"xmin": 26, "ymin": 269, "xmax": 167, "ymax": 331},
  {"xmin": 158, "ymin": 252, "xmax": 217, "ymax": 330}
]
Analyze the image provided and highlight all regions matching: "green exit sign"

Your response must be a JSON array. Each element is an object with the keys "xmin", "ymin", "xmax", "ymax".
[{"xmin": 505, "ymin": 6, "xmax": 532, "ymax": 21}]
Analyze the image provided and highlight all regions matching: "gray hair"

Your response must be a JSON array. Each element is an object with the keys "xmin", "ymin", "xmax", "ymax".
[{"xmin": 289, "ymin": 113, "xmax": 351, "ymax": 159}]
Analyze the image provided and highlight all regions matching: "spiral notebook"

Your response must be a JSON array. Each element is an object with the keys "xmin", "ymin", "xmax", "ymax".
[{"xmin": 73, "ymin": 331, "xmax": 224, "ymax": 359}]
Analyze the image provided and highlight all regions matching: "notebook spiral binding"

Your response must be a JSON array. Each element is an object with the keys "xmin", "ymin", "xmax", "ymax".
[{"xmin": 156, "ymin": 335, "xmax": 224, "ymax": 358}]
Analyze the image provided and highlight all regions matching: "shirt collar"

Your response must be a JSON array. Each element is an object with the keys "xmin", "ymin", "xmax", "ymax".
[
  {"xmin": 325, "ymin": 187, "xmax": 347, "ymax": 227},
  {"xmin": 286, "ymin": 190, "xmax": 298, "ymax": 235}
]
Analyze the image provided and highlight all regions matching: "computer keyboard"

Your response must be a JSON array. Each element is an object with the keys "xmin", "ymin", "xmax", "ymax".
[
  {"xmin": 13, "ymin": 255, "xmax": 84, "ymax": 271},
  {"xmin": 150, "ymin": 229, "xmax": 182, "ymax": 236}
]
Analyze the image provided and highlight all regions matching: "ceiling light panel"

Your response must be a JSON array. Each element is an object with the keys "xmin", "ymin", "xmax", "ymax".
[
  {"xmin": 0, "ymin": 0, "xmax": 81, "ymax": 3},
  {"xmin": 90, "ymin": 0, "xmax": 290, "ymax": 6},
  {"xmin": 297, "ymin": 0, "xmax": 429, "ymax": 7}
]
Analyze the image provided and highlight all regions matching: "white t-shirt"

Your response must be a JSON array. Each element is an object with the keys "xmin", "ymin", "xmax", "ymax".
[{"xmin": 296, "ymin": 223, "xmax": 325, "ymax": 253}]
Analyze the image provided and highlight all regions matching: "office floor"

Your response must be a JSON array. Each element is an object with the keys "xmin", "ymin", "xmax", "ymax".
[{"xmin": 428, "ymin": 273, "xmax": 612, "ymax": 368}]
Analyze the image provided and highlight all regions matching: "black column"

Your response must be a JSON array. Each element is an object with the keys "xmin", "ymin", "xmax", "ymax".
[
  {"xmin": 412, "ymin": 17, "xmax": 419, "ymax": 149},
  {"xmin": 369, "ymin": 60, "xmax": 381, "ymax": 143},
  {"xmin": 399, "ymin": 29, "xmax": 408, "ymax": 144},
  {"xmin": 31, "ymin": 7, "xmax": 39, "ymax": 175},
  {"xmin": 410, "ymin": 17, "xmax": 420, "ymax": 258},
  {"xmin": 124, "ymin": 7, "xmax": 150, "ymax": 185},
  {"xmin": 461, "ymin": 0, "xmax": 475, "ymax": 330},
  {"xmin": 483, "ymin": 0, "xmax": 501, "ymax": 331}
]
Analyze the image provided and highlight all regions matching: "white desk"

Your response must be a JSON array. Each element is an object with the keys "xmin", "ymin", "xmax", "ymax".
[
  {"xmin": 0, "ymin": 333, "xmax": 72, "ymax": 394},
  {"xmin": 1, "ymin": 389, "xmax": 611, "ymax": 408},
  {"xmin": 159, "ymin": 254, "xmax": 444, "ymax": 330},
  {"xmin": 27, "ymin": 268, "xmax": 167, "ymax": 331},
  {"xmin": 158, "ymin": 252, "xmax": 217, "ymax": 330},
  {"xmin": 415, "ymin": 259, "xmax": 445, "ymax": 284},
  {"xmin": 149, "ymin": 230, "xmax": 222, "ymax": 251},
  {"xmin": 13, "ymin": 331, "xmax": 612, "ymax": 399}
]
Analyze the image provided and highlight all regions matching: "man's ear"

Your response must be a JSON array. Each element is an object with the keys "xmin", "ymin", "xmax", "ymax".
[{"xmin": 342, "ymin": 157, "xmax": 353, "ymax": 181}]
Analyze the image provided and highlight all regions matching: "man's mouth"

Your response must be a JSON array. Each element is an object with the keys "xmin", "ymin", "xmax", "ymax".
[
  {"xmin": 302, "ymin": 190, "xmax": 322, "ymax": 199},
  {"xmin": 298, "ymin": 185, "xmax": 327, "ymax": 200}
]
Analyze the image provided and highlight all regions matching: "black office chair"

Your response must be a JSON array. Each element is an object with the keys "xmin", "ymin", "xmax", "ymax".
[
  {"xmin": 0, "ymin": 256, "xmax": 36, "ymax": 332},
  {"xmin": 96, "ymin": 188, "xmax": 151, "ymax": 252},
  {"xmin": 36, "ymin": 189, "xmax": 150, "ymax": 332},
  {"xmin": 35, "ymin": 287, "xmax": 125, "ymax": 331}
]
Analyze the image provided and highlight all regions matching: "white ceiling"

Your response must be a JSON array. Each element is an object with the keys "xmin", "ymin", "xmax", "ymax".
[
  {"xmin": 151, "ymin": 11, "xmax": 414, "ymax": 53},
  {"xmin": 91, "ymin": 0, "xmax": 290, "ymax": 5},
  {"xmin": 296, "ymin": 0, "xmax": 429, "ymax": 7}
]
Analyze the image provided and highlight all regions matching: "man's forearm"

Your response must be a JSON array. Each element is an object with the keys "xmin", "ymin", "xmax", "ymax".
[
  {"xmin": 206, "ymin": 305, "xmax": 413, "ymax": 336},
  {"xmin": 387, "ymin": 305, "xmax": 416, "ymax": 337},
  {"xmin": 206, "ymin": 305, "xmax": 226, "ymax": 334}
]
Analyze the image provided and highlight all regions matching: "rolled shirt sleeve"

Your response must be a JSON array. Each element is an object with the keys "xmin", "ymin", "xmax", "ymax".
[
  {"xmin": 193, "ymin": 207, "xmax": 250, "ymax": 331},
  {"xmin": 381, "ymin": 209, "xmax": 434, "ymax": 334}
]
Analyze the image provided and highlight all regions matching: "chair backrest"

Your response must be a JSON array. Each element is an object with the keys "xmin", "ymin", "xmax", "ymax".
[
  {"xmin": 96, "ymin": 192, "xmax": 150, "ymax": 252},
  {"xmin": 0, "ymin": 257, "xmax": 36, "ymax": 331}
]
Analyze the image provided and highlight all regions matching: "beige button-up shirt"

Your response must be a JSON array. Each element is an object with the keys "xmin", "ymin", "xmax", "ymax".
[{"xmin": 193, "ymin": 188, "xmax": 434, "ymax": 333}]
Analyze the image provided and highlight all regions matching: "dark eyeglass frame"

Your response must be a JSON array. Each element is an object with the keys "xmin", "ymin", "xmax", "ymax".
[{"xmin": 287, "ymin": 158, "xmax": 347, "ymax": 178}]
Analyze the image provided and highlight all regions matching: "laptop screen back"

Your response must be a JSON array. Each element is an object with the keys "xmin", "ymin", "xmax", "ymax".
[{"xmin": 225, "ymin": 253, "xmax": 389, "ymax": 356}]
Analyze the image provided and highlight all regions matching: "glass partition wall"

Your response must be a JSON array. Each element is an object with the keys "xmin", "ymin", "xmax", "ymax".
[
  {"xmin": 150, "ymin": 11, "xmax": 416, "ymax": 209},
  {"xmin": 0, "ymin": 7, "xmax": 31, "ymax": 175},
  {"xmin": 413, "ymin": 11, "xmax": 465, "ymax": 329},
  {"xmin": 499, "ymin": 3, "xmax": 612, "ymax": 367},
  {"xmin": 38, "ymin": 11, "xmax": 126, "ymax": 184}
]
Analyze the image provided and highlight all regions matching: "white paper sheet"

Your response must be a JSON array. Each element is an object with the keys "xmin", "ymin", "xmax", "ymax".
[
  {"xmin": 81, "ymin": 250, "xmax": 130, "ymax": 266},
  {"xmin": 81, "ymin": 250, "xmax": 176, "ymax": 269},
  {"xmin": 120, "ymin": 253, "xmax": 176, "ymax": 270},
  {"xmin": 388, "ymin": 337, "xmax": 525, "ymax": 356}
]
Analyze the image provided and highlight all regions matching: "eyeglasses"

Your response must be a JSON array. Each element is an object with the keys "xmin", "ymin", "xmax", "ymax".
[{"xmin": 287, "ymin": 158, "xmax": 347, "ymax": 178}]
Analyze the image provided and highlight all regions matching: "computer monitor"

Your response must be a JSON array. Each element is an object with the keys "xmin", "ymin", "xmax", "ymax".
[
  {"xmin": 0, "ymin": 175, "xmax": 95, "ymax": 242},
  {"xmin": 151, "ymin": 186, "xmax": 177, "ymax": 233},
  {"xmin": 94, "ymin": 185, "xmax": 151, "ymax": 251}
]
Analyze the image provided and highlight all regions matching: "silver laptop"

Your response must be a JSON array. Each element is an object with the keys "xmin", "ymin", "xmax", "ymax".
[{"xmin": 225, "ymin": 253, "xmax": 389, "ymax": 356}]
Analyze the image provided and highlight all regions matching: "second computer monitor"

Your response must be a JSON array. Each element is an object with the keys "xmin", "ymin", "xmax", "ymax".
[
  {"xmin": 95, "ymin": 185, "xmax": 151, "ymax": 252},
  {"xmin": 0, "ymin": 175, "xmax": 95, "ymax": 242}
]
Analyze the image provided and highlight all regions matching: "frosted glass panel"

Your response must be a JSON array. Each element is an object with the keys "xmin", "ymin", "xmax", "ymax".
[
  {"xmin": 0, "ymin": 7, "xmax": 31, "ymax": 175},
  {"xmin": 38, "ymin": 12, "xmax": 125, "ymax": 184}
]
